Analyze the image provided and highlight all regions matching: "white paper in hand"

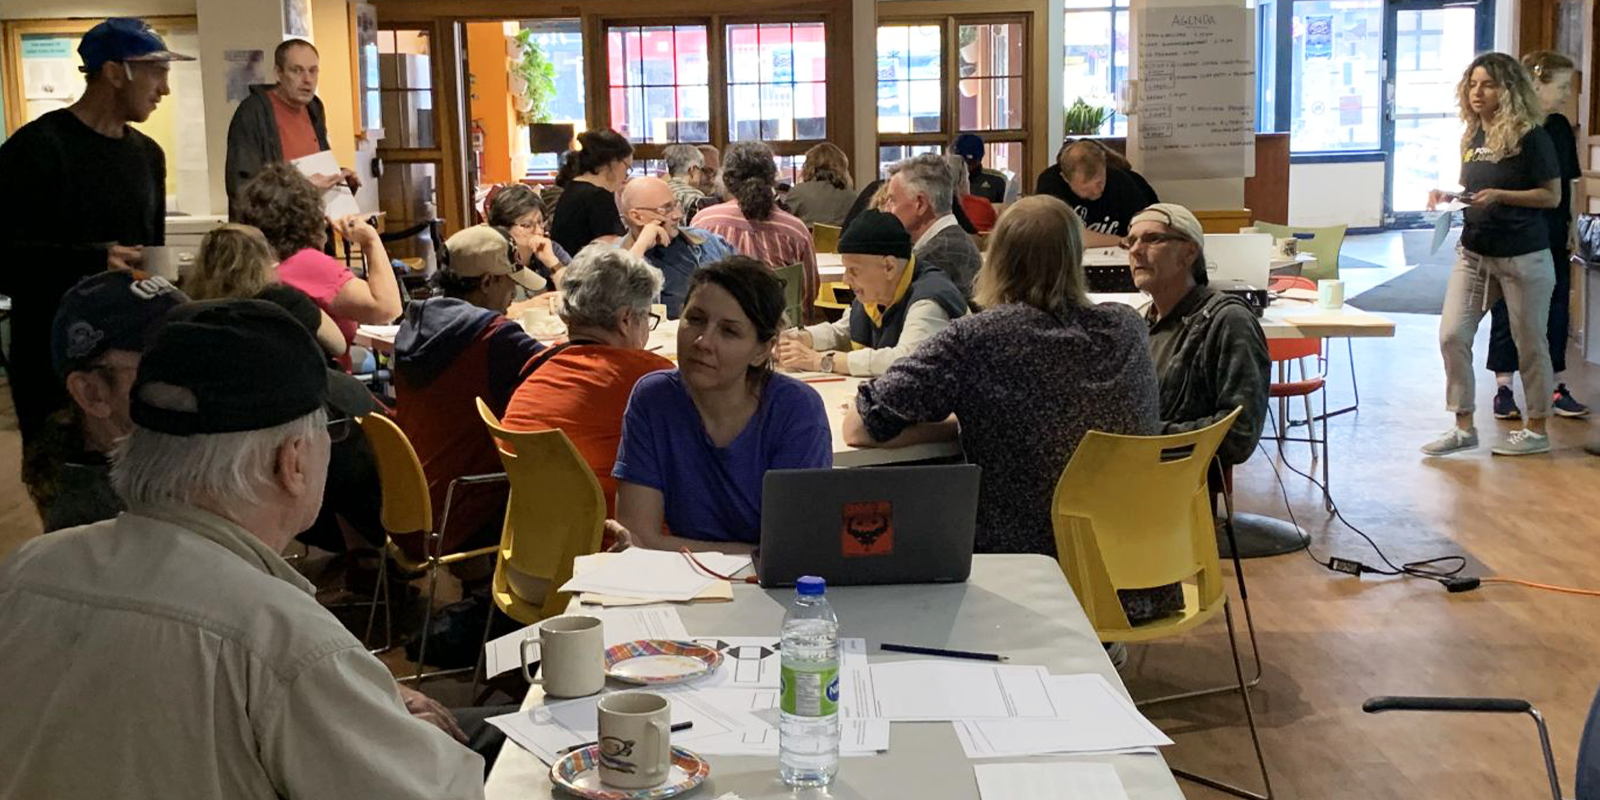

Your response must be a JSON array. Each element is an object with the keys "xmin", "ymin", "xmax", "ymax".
[
  {"xmin": 1431, "ymin": 201, "xmax": 1466, "ymax": 255},
  {"xmin": 290, "ymin": 150, "xmax": 362, "ymax": 217}
]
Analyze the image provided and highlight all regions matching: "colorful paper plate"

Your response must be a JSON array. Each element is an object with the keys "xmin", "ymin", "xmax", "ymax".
[
  {"xmin": 604, "ymin": 640, "xmax": 724, "ymax": 685},
  {"xmin": 550, "ymin": 744, "xmax": 709, "ymax": 800}
]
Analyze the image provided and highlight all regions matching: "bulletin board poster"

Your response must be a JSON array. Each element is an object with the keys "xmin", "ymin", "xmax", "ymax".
[
  {"xmin": 225, "ymin": 50, "xmax": 267, "ymax": 103},
  {"xmin": 1305, "ymin": 16, "xmax": 1334, "ymax": 59},
  {"xmin": 1133, "ymin": 4, "xmax": 1256, "ymax": 180},
  {"xmin": 20, "ymin": 34, "xmax": 83, "ymax": 122}
]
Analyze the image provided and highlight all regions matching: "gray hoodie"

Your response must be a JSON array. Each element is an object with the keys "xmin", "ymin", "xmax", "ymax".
[{"xmin": 224, "ymin": 83, "xmax": 331, "ymax": 215}]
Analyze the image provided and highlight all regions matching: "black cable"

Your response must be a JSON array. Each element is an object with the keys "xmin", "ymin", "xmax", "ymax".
[{"xmin": 1257, "ymin": 406, "xmax": 1466, "ymax": 585}]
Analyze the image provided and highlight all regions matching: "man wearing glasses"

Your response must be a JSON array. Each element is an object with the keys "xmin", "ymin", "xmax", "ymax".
[
  {"xmin": 1128, "ymin": 203, "xmax": 1268, "ymax": 470},
  {"xmin": 619, "ymin": 176, "xmax": 737, "ymax": 318}
]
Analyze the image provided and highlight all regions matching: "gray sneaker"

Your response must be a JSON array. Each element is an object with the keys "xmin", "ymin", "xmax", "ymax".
[
  {"xmin": 1421, "ymin": 427, "xmax": 1479, "ymax": 456},
  {"xmin": 1491, "ymin": 429, "xmax": 1551, "ymax": 456}
]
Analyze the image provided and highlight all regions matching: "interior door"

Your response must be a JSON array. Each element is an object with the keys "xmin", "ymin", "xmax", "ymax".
[{"xmin": 1382, "ymin": 0, "xmax": 1493, "ymax": 223}]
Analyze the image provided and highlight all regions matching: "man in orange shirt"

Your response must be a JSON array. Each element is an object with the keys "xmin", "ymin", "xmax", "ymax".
[
  {"xmin": 501, "ymin": 246, "xmax": 671, "ymax": 518},
  {"xmin": 224, "ymin": 39, "xmax": 357, "ymax": 216}
]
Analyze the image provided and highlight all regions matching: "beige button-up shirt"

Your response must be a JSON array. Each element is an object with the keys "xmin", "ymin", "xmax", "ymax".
[{"xmin": 0, "ymin": 506, "xmax": 484, "ymax": 800}]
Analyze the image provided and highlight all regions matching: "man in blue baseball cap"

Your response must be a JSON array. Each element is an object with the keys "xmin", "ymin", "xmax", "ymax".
[
  {"xmin": 0, "ymin": 17, "xmax": 192, "ymax": 449},
  {"xmin": 951, "ymin": 133, "xmax": 1011, "ymax": 204}
]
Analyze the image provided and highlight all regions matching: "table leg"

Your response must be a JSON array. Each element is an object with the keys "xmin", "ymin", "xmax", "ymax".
[{"xmin": 1218, "ymin": 512, "xmax": 1309, "ymax": 558}]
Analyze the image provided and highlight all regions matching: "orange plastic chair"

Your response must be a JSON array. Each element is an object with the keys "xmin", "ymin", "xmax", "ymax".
[{"xmin": 1266, "ymin": 276, "xmax": 1331, "ymax": 510}]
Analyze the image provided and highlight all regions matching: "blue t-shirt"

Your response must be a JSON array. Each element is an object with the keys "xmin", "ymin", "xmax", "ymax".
[{"xmin": 613, "ymin": 369, "xmax": 833, "ymax": 543}]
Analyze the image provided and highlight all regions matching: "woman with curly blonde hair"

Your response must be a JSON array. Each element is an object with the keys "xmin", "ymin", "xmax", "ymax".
[
  {"xmin": 1423, "ymin": 52, "xmax": 1561, "ymax": 457},
  {"xmin": 182, "ymin": 223, "xmax": 347, "ymax": 355}
]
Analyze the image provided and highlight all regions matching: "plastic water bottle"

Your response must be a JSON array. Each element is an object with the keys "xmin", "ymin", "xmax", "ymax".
[{"xmin": 779, "ymin": 575, "xmax": 840, "ymax": 787}]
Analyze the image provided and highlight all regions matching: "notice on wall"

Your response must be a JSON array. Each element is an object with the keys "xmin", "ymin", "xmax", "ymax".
[{"xmin": 1133, "ymin": 4, "xmax": 1256, "ymax": 180}]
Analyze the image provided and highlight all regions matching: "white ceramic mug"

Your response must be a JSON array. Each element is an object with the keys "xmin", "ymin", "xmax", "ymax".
[
  {"xmin": 597, "ymin": 692, "xmax": 673, "ymax": 789},
  {"xmin": 141, "ymin": 246, "xmax": 177, "ymax": 280},
  {"xmin": 1317, "ymin": 279, "xmax": 1345, "ymax": 309},
  {"xmin": 519, "ymin": 614, "xmax": 605, "ymax": 698}
]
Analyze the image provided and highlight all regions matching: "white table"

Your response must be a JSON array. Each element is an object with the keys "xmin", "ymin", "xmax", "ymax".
[
  {"xmin": 483, "ymin": 554, "xmax": 1184, "ymax": 800},
  {"xmin": 1088, "ymin": 293, "xmax": 1396, "ymax": 340}
]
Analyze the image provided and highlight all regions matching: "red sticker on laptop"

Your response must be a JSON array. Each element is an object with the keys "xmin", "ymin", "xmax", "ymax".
[{"xmin": 841, "ymin": 501, "xmax": 894, "ymax": 557}]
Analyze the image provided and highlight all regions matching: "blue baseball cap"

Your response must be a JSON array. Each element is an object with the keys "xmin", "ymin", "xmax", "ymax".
[
  {"xmin": 78, "ymin": 18, "xmax": 195, "ymax": 76},
  {"xmin": 952, "ymin": 134, "xmax": 985, "ymax": 161}
]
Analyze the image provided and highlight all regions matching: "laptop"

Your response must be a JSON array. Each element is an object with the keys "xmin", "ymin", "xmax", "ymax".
[
  {"xmin": 1202, "ymin": 233, "xmax": 1274, "ymax": 287},
  {"xmin": 757, "ymin": 465, "xmax": 981, "ymax": 588}
]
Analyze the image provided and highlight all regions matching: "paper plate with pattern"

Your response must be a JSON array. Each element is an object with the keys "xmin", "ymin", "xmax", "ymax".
[
  {"xmin": 603, "ymin": 640, "xmax": 724, "ymax": 685},
  {"xmin": 550, "ymin": 744, "xmax": 710, "ymax": 800}
]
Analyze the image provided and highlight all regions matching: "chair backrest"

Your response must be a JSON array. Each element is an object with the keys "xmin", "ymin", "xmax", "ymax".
[
  {"xmin": 475, "ymin": 398, "xmax": 607, "ymax": 620},
  {"xmin": 1266, "ymin": 275, "xmax": 1321, "ymax": 360},
  {"xmin": 357, "ymin": 413, "xmax": 433, "ymax": 536},
  {"xmin": 1254, "ymin": 221, "xmax": 1347, "ymax": 282},
  {"xmin": 775, "ymin": 262, "xmax": 805, "ymax": 328},
  {"xmin": 1051, "ymin": 409, "xmax": 1240, "ymax": 633},
  {"xmin": 813, "ymin": 224, "xmax": 842, "ymax": 254},
  {"xmin": 1195, "ymin": 208, "xmax": 1253, "ymax": 234}
]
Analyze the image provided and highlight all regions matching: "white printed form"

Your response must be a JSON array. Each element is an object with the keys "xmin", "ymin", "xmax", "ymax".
[{"xmin": 855, "ymin": 661, "xmax": 1059, "ymax": 721}]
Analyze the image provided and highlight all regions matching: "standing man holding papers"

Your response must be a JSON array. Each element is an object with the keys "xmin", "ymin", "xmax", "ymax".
[
  {"xmin": 225, "ymin": 38, "xmax": 358, "ymax": 215},
  {"xmin": 0, "ymin": 17, "xmax": 192, "ymax": 446}
]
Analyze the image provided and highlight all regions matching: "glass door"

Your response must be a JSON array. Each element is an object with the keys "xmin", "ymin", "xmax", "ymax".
[{"xmin": 1382, "ymin": 0, "xmax": 1491, "ymax": 222}]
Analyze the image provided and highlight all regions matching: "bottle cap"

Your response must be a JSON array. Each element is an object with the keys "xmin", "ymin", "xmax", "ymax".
[{"xmin": 796, "ymin": 575, "xmax": 826, "ymax": 596}]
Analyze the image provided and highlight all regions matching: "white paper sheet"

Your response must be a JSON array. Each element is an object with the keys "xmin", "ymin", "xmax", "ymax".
[
  {"xmin": 1431, "ymin": 201, "xmax": 1466, "ymax": 254},
  {"xmin": 855, "ymin": 661, "xmax": 1058, "ymax": 721},
  {"xmin": 560, "ymin": 549, "xmax": 748, "ymax": 602},
  {"xmin": 973, "ymin": 762, "xmax": 1131, "ymax": 800},
  {"xmin": 487, "ymin": 686, "xmax": 769, "ymax": 765},
  {"xmin": 483, "ymin": 607, "xmax": 691, "ymax": 679},
  {"xmin": 690, "ymin": 718, "xmax": 890, "ymax": 757},
  {"xmin": 290, "ymin": 150, "xmax": 362, "ymax": 218},
  {"xmin": 951, "ymin": 674, "xmax": 1172, "ymax": 758}
]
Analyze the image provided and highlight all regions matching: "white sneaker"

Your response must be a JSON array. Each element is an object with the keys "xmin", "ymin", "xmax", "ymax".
[
  {"xmin": 1491, "ymin": 429, "xmax": 1550, "ymax": 456},
  {"xmin": 1421, "ymin": 427, "xmax": 1478, "ymax": 456}
]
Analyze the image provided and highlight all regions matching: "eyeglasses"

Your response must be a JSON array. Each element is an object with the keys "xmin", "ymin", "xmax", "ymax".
[
  {"xmin": 1119, "ymin": 233, "xmax": 1190, "ymax": 250},
  {"xmin": 647, "ymin": 312, "xmax": 662, "ymax": 331},
  {"xmin": 642, "ymin": 200, "xmax": 683, "ymax": 218},
  {"xmin": 512, "ymin": 216, "xmax": 546, "ymax": 234},
  {"xmin": 326, "ymin": 415, "xmax": 352, "ymax": 443}
]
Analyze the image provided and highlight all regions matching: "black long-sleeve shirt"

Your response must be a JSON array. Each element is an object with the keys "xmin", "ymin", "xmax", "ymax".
[{"xmin": 0, "ymin": 108, "xmax": 165, "ymax": 440}]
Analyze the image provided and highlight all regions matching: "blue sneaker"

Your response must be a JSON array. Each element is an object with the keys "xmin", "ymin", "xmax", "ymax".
[
  {"xmin": 1493, "ymin": 386, "xmax": 1521, "ymax": 420},
  {"xmin": 1553, "ymin": 384, "xmax": 1590, "ymax": 418}
]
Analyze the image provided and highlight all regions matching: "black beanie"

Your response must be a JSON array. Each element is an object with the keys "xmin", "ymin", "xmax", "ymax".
[{"xmin": 838, "ymin": 209, "xmax": 913, "ymax": 260}]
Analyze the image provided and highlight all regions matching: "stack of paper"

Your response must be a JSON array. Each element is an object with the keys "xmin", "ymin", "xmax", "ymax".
[
  {"xmin": 559, "ymin": 549, "xmax": 750, "ymax": 603},
  {"xmin": 951, "ymin": 674, "xmax": 1172, "ymax": 758},
  {"xmin": 973, "ymin": 762, "xmax": 1131, "ymax": 800},
  {"xmin": 482, "ymin": 607, "xmax": 691, "ymax": 679}
]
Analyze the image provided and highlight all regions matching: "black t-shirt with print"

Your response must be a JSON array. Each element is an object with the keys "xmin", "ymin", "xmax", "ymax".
[
  {"xmin": 1034, "ymin": 164, "xmax": 1158, "ymax": 238},
  {"xmin": 969, "ymin": 168, "xmax": 1008, "ymax": 203},
  {"xmin": 1460, "ymin": 126, "xmax": 1559, "ymax": 258}
]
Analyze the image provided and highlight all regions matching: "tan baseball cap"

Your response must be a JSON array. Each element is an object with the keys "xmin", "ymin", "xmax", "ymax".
[{"xmin": 443, "ymin": 224, "xmax": 547, "ymax": 292}]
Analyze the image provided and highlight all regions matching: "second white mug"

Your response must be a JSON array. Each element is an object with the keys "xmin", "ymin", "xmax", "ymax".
[{"xmin": 519, "ymin": 614, "xmax": 605, "ymax": 697}]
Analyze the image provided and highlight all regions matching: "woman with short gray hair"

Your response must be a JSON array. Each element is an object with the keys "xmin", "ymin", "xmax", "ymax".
[
  {"xmin": 502, "ymin": 244, "xmax": 674, "ymax": 518},
  {"xmin": 690, "ymin": 141, "xmax": 819, "ymax": 318}
]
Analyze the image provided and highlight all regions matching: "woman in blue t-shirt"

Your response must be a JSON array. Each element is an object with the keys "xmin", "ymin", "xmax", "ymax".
[
  {"xmin": 613, "ymin": 256, "xmax": 832, "ymax": 552},
  {"xmin": 1424, "ymin": 52, "xmax": 1561, "ymax": 457}
]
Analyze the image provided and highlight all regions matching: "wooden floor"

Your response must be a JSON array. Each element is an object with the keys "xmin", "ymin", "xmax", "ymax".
[{"xmin": 3, "ymin": 242, "xmax": 1599, "ymax": 799}]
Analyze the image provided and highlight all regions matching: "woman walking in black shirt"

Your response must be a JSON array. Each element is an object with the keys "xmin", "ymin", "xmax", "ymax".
[
  {"xmin": 1425, "ymin": 52, "xmax": 1561, "ymax": 457},
  {"xmin": 1484, "ymin": 51, "xmax": 1588, "ymax": 420}
]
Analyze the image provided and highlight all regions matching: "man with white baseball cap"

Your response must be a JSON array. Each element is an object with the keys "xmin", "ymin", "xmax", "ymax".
[{"xmin": 1128, "ymin": 202, "xmax": 1269, "ymax": 470}]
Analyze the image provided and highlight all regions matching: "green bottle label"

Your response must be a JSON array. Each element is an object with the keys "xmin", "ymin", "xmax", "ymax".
[{"xmin": 780, "ymin": 663, "xmax": 840, "ymax": 717}]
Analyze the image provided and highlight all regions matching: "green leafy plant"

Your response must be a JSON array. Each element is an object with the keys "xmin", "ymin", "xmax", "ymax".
[
  {"xmin": 1063, "ymin": 97, "xmax": 1110, "ymax": 135},
  {"xmin": 512, "ymin": 29, "xmax": 557, "ymax": 125}
]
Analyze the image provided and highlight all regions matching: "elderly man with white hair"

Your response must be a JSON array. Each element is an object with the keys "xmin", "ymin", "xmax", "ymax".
[
  {"xmin": 619, "ymin": 175, "xmax": 736, "ymax": 318},
  {"xmin": 0, "ymin": 299, "xmax": 487, "ymax": 800},
  {"xmin": 662, "ymin": 143, "xmax": 718, "ymax": 220},
  {"xmin": 883, "ymin": 152, "xmax": 983, "ymax": 298}
]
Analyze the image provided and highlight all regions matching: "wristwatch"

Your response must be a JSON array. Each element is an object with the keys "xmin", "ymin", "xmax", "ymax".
[{"xmin": 820, "ymin": 352, "xmax": 836, "ymax": 373}]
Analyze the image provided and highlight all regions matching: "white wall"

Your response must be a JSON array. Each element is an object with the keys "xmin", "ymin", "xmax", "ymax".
[
  {"xmin": 1287, "ymin": 161, "xmax": 1384, "ymax": 228},
  {"xmin": 0, "ymin": 0, "xmax": 196, "ymax": 19},
  {"xmin": 1493, "ymin": 0, "xmax": 1515, "ymax": 53},
  {"xmin": 195, "ymin": 0, "xmax": 289, "ymax": 215}
]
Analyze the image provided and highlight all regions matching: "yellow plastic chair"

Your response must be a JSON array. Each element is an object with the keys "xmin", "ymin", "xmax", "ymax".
[
  {"xmin": 1195, "ymin": 208, "xmax": 1254, "ymax": 234},
  {"xmin": 1052, "ymin": 408, "xmax": 1272, "ymax": 800},
  {"xmin": 1255, "ymin": 221, "xmax": 1360, "ymax": 418},
  {"xmin": 775, "ymin": 262, "xmax": 805, "ymax": 329},
  {"xmin": 812, "ymin": 223, "xmax": 842, "ymax": 254},
  {"xmin": 474, "ymin": 396, "xmax": 606, "ymax": 633},
  {"xmin": 815, "ymin": 282, "xmax": 853, "ymax": 312},
  {"xmin": 358, "ymin": 413, "xmax": 505, "ymax": 681}
]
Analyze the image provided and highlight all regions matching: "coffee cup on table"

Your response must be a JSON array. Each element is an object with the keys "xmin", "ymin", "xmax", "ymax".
[
  {"xmin": 1317, "ymin": 279, "xmax": 1345, "ymax": 309},
  {"xmin": 519, "ymin": 614, "xmax": 605, "ymax": 697},
  {"xmin": 141, "ymin": 246, "xmax": 177, "ymax": 280},
  {"xmin": 597, "ymin": 692, "xmax": 673, "ymax": 789}
]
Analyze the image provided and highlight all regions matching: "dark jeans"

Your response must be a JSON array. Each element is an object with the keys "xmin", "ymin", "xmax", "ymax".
[
  {"xmin": 1488, "ymin": 244, "xmax": 1571, "ymax": 375},
  {"xmin": 454, "ymin": 704, "xmax": 520, "ymax": 776}
]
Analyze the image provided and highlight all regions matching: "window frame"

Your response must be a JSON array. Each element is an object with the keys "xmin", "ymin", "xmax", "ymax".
[
  {"xmin": 874, "ymin": 12, "xmax": 1033, "ymax": 184},
  {"xmin": 1060, "ymin": 2, "xmax": 1130, "ymax": 137},
  {"xmin": 592, "ymin": 13, "xmax": 841, "ymax": 164}
]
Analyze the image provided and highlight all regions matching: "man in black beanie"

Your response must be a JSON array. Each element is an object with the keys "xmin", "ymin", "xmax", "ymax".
[{"xmin": 777, "ymin": 209, "xmax": 967, "ymax": 376}]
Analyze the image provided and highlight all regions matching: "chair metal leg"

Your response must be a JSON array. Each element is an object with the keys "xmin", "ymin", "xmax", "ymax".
[
  {"xmin": 469, "ymin": 590, "xmax": 499, "ymax": 701},
  {"xmin": 364, "ymin": 547, "xmax": 393, "ymax": 654},
  {"xmin": 1170, "ymin": 600, "xmax": 1274, "ymax": 800},
  {"xmin": 407, "ymin": 554, "xmax": 444, "ymax": 684},
  {"xmin": 1346, "ymin": 336, "xmax": 1359, "ymax": 410}
]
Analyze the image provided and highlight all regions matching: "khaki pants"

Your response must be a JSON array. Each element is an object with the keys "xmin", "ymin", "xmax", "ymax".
[{"xmin": 1439, "ymin": 247, "xmax": 1555, "ymax": 419}]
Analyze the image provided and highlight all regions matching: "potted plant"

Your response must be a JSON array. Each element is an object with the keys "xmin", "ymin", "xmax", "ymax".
[
  {"xmin": 1063, "ymin": 97, "xmax": 1110, "ymax": 135},
  {"xmin": 511, "ymin": 28, "xmax": 556, "ymax": 125}
]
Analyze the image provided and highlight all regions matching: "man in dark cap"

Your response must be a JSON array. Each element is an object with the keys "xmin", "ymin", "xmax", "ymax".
[
  {"xmin": 0, "ymin": 17, "xmax": 193, "ymax": 447},
  {"xmin": 22, "ymin": 271, "xmax": 186, "ymax": 532},
  {"xmin": 952, "ymin": 133, "xmax": 1010, "ymax": 204},
  {"xmin": 0, "ymin": 299, "xmax": 490, "ymax": 799},
  {"xmin": 777, "ymin": 209, "xmax": 967, "ymax": 376}
]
